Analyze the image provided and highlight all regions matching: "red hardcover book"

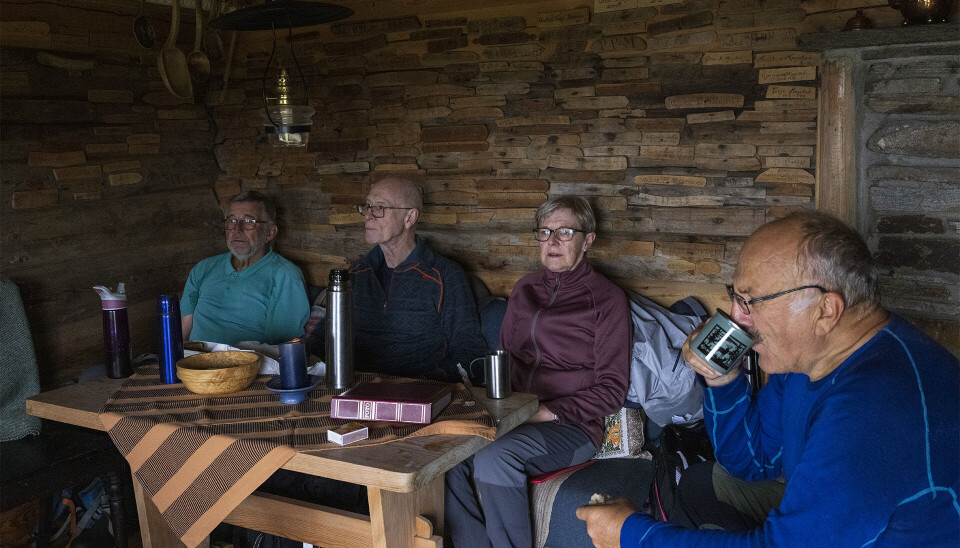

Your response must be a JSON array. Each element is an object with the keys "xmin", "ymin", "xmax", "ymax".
[{"xmin": 330, "ymin": 379, "xmax": 454, "ymax": 424}]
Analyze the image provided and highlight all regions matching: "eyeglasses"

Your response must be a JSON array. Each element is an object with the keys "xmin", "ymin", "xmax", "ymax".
[
  {"xmin": 726, "ymin": 284, "xmax": 828, "ymax": 315},
  {"xmin": 533, "ymin": 227, "xmax": 586, "ymax": 242},
  {"xmin": 357, "ymin": 203, "xmax": 414, "ymax": 218},
  {"xmin": 224, "ymin": 218, "xmax": 270, "ymax": 231}
]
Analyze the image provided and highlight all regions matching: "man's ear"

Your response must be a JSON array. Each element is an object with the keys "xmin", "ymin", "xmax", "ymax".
[
  {"xmin": 404, "ymin": 208, "xmax": 419, "ymax": 229},
  {"xmin": 814, "ymin": 291, "xmax": 845, "ymax": 336},
  {"xmin": 265, "ymin": 222, "xmax": 279, "ymax": 244}
]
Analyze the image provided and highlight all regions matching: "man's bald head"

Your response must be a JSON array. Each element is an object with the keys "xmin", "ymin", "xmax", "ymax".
[
  {"xmin": 744, "ymin": 210, "xmax": 880, "ymax": 312},
  {"xmin": 372, "ymin": 177, "xmax": 423, "ymax": 213}
]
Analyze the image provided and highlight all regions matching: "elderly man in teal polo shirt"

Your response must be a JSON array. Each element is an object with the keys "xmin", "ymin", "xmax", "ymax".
[{"xmin": 180, "ymin": 191, "xmax": 309, "ymax": 345}]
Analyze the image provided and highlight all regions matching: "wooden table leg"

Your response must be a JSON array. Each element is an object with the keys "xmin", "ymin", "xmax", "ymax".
[
  {"xmin": 367, "ymin": 475, "xmax": 444, "ymax": 548},
  {"xmin": 131, "ymin": 476, "xmax": 209, "ymax": 548}
]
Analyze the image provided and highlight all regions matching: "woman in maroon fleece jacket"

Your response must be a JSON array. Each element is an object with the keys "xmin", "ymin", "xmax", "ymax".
[{"xmin": 446, "ymin": 195, "xmax": 631, "ymax": 548}]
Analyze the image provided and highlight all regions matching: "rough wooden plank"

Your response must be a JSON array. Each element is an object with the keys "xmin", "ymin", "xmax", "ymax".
[
  {"xmin": 621, "ymin": 240, "xmax": 656, "ymax": 256},
  {"xmin": 83, "ymin": 143, "xmax": 133, "ymax": 156},
  {"xmin": 687, "ymin": 110, "xmax": 736, "ymax": 124},
  {"xmin": 600, "ymin": 67, "xmax": 650, "ymax": 81},
  {"xmin": 422, "ymin": 142, "xmax": 489, "ymax": 153},
  {"xmin": 317, "ymin": 162, "xmax": 370, "ymax": 175},
  {"xmin": 758, "ymin": 66, "xmax": 817, "ymax": 84},
  {"xmin": 482, "ymin": 44, "xmax": 545, "ymax": 60},
  {"xmin": 651, "ymin": 207, "xmax": 764, "ymax": 235},
  {"xmin": 497, "ymin": 115, "xmax": 570, "ymax": 128},
  {"xmin": 754, "ymin": 99, "xmax": 818, "ymax": 111},
  {"xmin": 11, "ymin": 189, "xmax": 58, "ymax": 209},
  {"xmin": 695, "ymin": 157, "xmax": 761, "ymax": 171},
  {"xmin": 584, "ymin": 145, "xmax": 640, "ymax": 156},
  {"xmin": 763, "ymin": 156, "xmax": 810, "ymax": 168},
  {"xmin": 331, "ymin": 16, "xmax": 421, "ymax": 36},
  {"xmin": 634, "ymin": 174, "xmax": 707, "ymax": 186},
  {"xmin": 580, "ymin": 132, "xmax": 643, "ymax": 147},
  {"xmin": 665, "ymin": 93, "xmax": 744, "ymax": 109},
  {"xmin": 477, "ymin": 178, "xmax": 550, "ymax": 192},
  {"xmin": 659, "ymin": 241, "xmax": 725, "ymax": 261},
  {"xmin": 533, "ymin": 8, "xmax": 588, "ymax": 28},
  {"xmin": 639, "ymin": 145, "xmax": 695, "ymax": 163},
  {"xmin": 766, "ymin": 85, "xmax": 816, "ymax": 100},
  {"xmin": 108, "ymin": 172, "xmax": 143, "ymax": 186},
  {"xmin": 760, "ymin": 121, "xmax": 816, "ymax": 133},
  {"xmin": 547, "ymin": 155, "xmax": 628, "ymax": 170},
  {"xmin": 754, "ymin": 51, "xmax": 821, "ymax": 68},
  {"xmin": 102, "ymin": 160, "xmax": 142, "ymax": 173},
  {"xmin": 561, "ymin": 96, "xmax": 629, "ymax": 109},
  {"xmin": 641, "ymin": 132, "xmax": 681, "ymax": 146},
  {"xmin": 720, "ymin": 28, "xmax": 796, "ymax": 51},
  {"xmin": 478, "ymin": 192, "xmax": 547, "ymax": 208},
  {"xmin": 755, "ymin": 168, "xmax": 816, "ymax": 184},
  {"xmin": 737, "ymin": 109, "xmax": 817, "ymax": 121},
  {"xmin": 590, "ymin": 35, "xmax": 648, "ymax": 54},
  {"xmin": 630, "ymin": 193, "xmax": 724, "ymax": 206},
  {"xmin": 695, "ymin": 143, "xmax": 757, "ymax": 157},
  {"xmin": 27, "ymin": 151, "xmax": 86, "ymax": 168},
  {"xmin": 422, "ymin": 125, "xmax": 488, "ymax": 143},
  {"xmin": 53, "ymin": 165, "xmax": 102, "ymax": 181},
  {"xmin": 702, "ymin": 50, "xmax": 752, "ymax": 65},
  {"xmin": 648, "ymin": 30, "xmax": 717, "ymax": 51}
]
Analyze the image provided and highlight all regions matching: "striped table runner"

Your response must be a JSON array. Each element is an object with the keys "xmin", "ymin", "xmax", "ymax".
[{"xmin": 99, "ymin": 367, "xmax": 495, "ymax": 547}]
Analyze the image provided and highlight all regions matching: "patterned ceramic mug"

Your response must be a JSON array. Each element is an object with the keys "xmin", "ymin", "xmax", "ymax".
[{"xmin": 690, "ymin": 309, "xmax": 754, "ymax": 375}]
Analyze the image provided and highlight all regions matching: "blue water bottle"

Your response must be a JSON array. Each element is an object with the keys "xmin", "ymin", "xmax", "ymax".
[{"xmin": 157, "ymin": 295, "xmax": 183, "ymax": 384}]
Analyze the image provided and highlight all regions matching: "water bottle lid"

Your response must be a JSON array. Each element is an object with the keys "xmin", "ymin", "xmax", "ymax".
[
  {"xmin": 94, "ymin": 284, "xmax": 127, "ymax": 310},
  {"xmin": 157, "ymin": 294, "xmax": 180, "ymax": 314},
  {"xmin": 328, "ymin": 269, "xmax": 350, "ymax": 284}
]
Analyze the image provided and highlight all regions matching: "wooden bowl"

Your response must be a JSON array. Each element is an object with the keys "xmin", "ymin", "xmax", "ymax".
[{"xmin": 176, "ymin": 351, "xmax": 261, "ymax": 395}]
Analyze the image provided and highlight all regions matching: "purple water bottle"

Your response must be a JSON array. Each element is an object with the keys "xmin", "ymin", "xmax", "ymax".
[
  {"xmin": 157, "ymin": 295, "xmax": 183, "ymax": 384},
  {"xmin": 93, "ymin": 284, "xmax": 133, "ymax": 379}
]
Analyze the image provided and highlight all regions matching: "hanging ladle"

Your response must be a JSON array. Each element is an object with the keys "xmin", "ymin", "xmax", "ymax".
[
  {"xmin": 157, "ymin": 0, "xmax": 193, "ymax": 98},
  {"xmin": 133, "ymin": 0, "xmax": 155, "ymax": 49},
  {"xmin": 187, "ymin": 1, "xmax": 211, "ymax": 88},
  {"xmin": 203, "ymin": 0, "xmax": 223, "ymax": 62}
]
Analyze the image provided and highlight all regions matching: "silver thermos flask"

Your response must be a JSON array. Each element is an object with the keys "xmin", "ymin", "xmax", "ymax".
[{"xmin": 325, "ymin": 269, "xmax": 354, "ymax": 389}]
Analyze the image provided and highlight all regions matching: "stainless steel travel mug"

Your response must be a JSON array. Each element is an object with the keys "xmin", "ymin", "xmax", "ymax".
[
  {"xmin": 325, "ymin": 269, "xmax": 354, "ymax": 389},
  {"xmin": 484, "ymin": 350, "xmax": 512, "ymax": 399}
]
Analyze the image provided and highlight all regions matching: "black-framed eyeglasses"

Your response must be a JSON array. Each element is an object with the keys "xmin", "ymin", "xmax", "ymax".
[
  {"xmin": 357, "ymin": 203, "xmax": 413, "ymax": 218},
  {"xmin": 726, "ymin": 284, "xmax": 828, "ymax": 315},
  {"xmin": 224, "ymin": 218, "xmax": 270, "ymax": 231},
  {"xmin": 533, "ymin": 227, "xmax": 586, "ymax": 242}
]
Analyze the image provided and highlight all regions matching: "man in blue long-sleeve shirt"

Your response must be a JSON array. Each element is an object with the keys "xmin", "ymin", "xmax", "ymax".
[{"xmin": 578, "ymin": 211, "xmax": 959, "ymax": 547}]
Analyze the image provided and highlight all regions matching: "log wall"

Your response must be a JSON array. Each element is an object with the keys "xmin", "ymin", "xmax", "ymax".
[
  {"xmin": 2, "ymin": 0, "xmax": 954, "ymax": 390},
  {"xmin": 1, "ymin": 0, "xmax": 223, "ymax": 388}
]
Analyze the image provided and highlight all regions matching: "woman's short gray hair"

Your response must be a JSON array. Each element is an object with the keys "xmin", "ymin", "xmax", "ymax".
[
  {"xmin": 788, "ymin": 211, "xmax": 880, "ymax": 309},
  {"xmin": 535, "ymin": 195, "xmax": 596, "ymax": 234}
]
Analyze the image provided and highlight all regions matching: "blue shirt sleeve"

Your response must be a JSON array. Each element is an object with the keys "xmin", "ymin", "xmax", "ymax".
[{"xmin": 704, "ymin": 374, "xmax": 785, "ymax": 481}]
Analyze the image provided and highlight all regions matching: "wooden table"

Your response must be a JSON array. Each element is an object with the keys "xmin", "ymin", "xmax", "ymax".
[{"xmin": 27, "ymin": 377, "xmax": 538, "ymax": 548}]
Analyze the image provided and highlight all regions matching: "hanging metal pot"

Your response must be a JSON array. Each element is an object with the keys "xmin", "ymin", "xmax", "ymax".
[{"xmin": 888, "ymin": 0, "xmax": 954, "ymax": 25}]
